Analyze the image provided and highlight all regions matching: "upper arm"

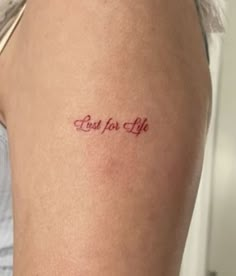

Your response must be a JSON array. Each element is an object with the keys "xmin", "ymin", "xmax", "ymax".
[{"xmin": 1, "ymin": 1, "xmax": 211, "ymax": 275}]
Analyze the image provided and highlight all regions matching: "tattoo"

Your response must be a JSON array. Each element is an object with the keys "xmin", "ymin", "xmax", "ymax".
[{"xmin": 74, "ymin": 115, "xmax": 149, "ymax": 137}]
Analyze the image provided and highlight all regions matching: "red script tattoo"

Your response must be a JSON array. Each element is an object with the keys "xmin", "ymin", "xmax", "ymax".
[{"xmin": 74, "ymin": 115, "xmax": 149, "ymax": 136}]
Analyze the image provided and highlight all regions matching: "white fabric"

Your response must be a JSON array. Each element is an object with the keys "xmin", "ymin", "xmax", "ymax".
[
  {"xmin": 198, "ymin": 0, "xmax": 226, "ymax": 33},
  {"xmin": 0, "ymin": 124, "xmax": 13, "ymax": 272}
]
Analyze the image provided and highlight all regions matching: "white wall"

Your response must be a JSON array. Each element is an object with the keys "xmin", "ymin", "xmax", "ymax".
[{"xmin": 207, "ymin": 1, "xmax": 236, "ymax": 274}]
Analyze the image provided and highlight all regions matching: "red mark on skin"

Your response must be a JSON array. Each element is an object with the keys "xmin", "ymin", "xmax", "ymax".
[
  {"xmin": 123, "ymin": 118, "xmax": 149, "ymax": 136},
  {"xmin": 74, "ymin": 115, "xmax": 102, "ymax": 132},
  {"xmin": 101, "ymin": 118, "xmax": 120, "ymax": 134}
]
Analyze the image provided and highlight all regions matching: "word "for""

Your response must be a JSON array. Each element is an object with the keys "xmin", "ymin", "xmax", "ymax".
[{"xmin": 74, "ymin": 115, "xmax": 149, "ymax": 136}]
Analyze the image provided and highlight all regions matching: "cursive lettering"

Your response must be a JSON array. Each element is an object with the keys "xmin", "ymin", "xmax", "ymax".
[
  {"xmin": 101, "ymin": 118, "xmax": 120, "ymax": 134},
  {"xmin": 73, "ymin": 115, "xmax": 149, "ymax": 136},
  {"xmin": 74, "ymin": 115, "xmax": 102, "ymax": 132},
  {"xmin": 123, "ymin": 118, "xmax": 149, "ymax": 136}
]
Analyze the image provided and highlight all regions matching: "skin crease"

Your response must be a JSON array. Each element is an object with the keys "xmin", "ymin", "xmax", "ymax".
[{"xmin": 0, "ymin": 0, "xmax": 212, "ymax": 275}]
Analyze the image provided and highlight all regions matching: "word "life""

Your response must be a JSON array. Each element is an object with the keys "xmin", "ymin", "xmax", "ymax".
[{"xmin": 74, "ymin": 115, "xmax": 149, "ymax": 137}]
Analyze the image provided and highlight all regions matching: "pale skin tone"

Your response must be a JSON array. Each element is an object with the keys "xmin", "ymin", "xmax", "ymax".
[{"xmin": 0, "ymin": 0, "xmax": 211, "ymax": 275}]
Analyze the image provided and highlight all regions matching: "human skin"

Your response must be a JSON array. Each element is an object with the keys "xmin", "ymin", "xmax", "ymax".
[{"xmin": 0, "ymin": 0, "xmax": 211, "ymax": 275}]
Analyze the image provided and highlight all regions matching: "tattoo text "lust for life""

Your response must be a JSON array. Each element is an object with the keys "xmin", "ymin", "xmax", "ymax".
[{"xmin": 74, "ymin": 115, "xmax": 149, "ymax": 137}]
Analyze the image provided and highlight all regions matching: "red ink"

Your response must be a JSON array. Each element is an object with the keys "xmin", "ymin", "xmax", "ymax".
[
  {"xmin": 123, "ymin": 118, "xmax": 149, "ymax": 136},
  {"xmin": 74, "ymin": 115, "xmax": 149, "ymax": 136},
  {"xmin": 101, "ymin": 118, "xmax": 120, "ymax": 134},
  {"xmin": 74, "ymin": 115, "xmax": 102, "ymax": 132}
]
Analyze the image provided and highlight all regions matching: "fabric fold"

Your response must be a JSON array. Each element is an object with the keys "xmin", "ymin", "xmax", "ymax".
[{"xmin": 0, "ymin": 124, "xmax": 13, "ymax": 270}]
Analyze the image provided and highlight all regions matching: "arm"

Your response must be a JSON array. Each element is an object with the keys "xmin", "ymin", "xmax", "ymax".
[{"xmin": 0, "ymin": 0, "xmax": 211, "ymax": 275}]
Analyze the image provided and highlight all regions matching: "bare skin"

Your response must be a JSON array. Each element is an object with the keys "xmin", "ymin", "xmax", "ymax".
[{"xmin": 0, "ymin": 0, "xmax": 211, "ymax": 275}]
